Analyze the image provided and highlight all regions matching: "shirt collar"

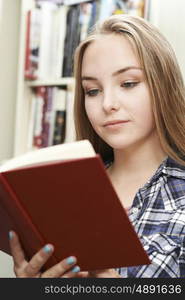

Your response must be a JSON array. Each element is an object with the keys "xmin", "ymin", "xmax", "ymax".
[
  {"xmin": 162, "ymin": 156, "xmax": 185, "ymax": 179},
  {"xmin": 105, "ymin": 156, "xmax": 185, "ymax": 185},
  {"xmin": 140, "ymin": 156, "xmax": 185, "ymax": 191}
]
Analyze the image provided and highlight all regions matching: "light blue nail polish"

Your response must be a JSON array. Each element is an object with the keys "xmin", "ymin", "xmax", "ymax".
[
  {"xmin": 72, "ymin": 266, "xmax": 80, "ymax": 273},
  {"xmin": 66, "ymin": 256, "xmax": 75, "ymax": 265},
  {"xmin": 43, "ymin": 245, "xmax": 52, "ymax": 253},
  {"xmin": 9, "ymin": 231, "xmax": 13, "ymax": 240}
]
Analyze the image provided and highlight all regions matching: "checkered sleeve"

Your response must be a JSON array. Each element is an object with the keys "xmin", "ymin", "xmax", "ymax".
[{"xmin": 180, "ymin": 235, "xmax": 185, "ymax": 277}]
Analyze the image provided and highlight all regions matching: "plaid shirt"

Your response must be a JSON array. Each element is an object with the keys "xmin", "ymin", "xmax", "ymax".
[{"xmin": 113, "ymin": 156, "xmax": 185, "ymax": 278}]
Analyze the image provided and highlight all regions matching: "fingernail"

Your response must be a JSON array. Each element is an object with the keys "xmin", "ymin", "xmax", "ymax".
[
  {"xmin": 71, "ymin": 266, "xmax": 80, "ymax": 273},
  {"xmin": 9, "ymin": 231, "xmax": 13, "ymax": 240},
  {"xmin": 43, "ymin": 244, "xmax": 53, "ymax": 253},
  {"xmin": 66, "ymin": 256, "xmax": 75, "ymax": 265}
]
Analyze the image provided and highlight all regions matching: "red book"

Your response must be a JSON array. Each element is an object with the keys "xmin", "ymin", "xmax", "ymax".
[{"xmin": 0, "ymin": 140, "xmax": 150, "ymax": 271}]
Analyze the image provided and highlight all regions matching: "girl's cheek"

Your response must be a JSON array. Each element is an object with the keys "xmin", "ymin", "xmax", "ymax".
[{"xmin": 85, "ymin": 103, "xmax": 96, "ymax": 118}]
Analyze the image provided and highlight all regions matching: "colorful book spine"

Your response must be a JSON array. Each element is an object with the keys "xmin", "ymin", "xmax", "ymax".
[
  {"xmin": 24, "ymin": 9, "xmax": 41, "ymax": 79},
  {"xmin": 52, "ymin": 88, "xmax": 67, "ymax": 145},
  {"xmin": 25, "ymin": 1, "xmax": 146, "ymax": 80},
  {"xmin": 32, "ymin": 86, "xmax": 46, "ymax": 148}
]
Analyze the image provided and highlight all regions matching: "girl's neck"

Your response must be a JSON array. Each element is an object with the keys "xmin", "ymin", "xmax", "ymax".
[
  {"xmin": 106, "ymin": 136, "xmax": 167, "ymax": 209},
  {"xmin": 108, "ymin": 140, "xmax": 167, "ymax": 181}
]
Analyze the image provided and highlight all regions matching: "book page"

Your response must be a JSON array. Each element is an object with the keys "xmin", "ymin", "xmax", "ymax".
[{"xmin": 0, "ymin": 140, "xmax": 96, "ymax": 172}]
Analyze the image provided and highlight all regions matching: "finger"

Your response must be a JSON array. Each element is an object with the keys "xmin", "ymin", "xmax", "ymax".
[
  {"xmin": 63, "ymin": 270, "xmax": 89, "ymax": 278},
  {"xmin": 9, "ymin": 231, "xmax": 26, "ymax": 268},
  {"xmin": 89, "ymin": 269, "xmax": 120, "ymax": 278},
  {"xmin": 42, "ymin": 256, "xmax": 77, "ymax": 278},
  {"xmin": 25, "ymin": 244, "xmax": 54, "ymax": 277},
  {"xmin": 62, "ymin": 265, "xmax": 81, "ymax": 278}
]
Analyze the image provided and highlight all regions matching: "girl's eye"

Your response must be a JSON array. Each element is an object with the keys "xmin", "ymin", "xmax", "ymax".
[
  {"xmin": 85, "ymin": 89, "xmax": 99, "ymax": 97},
  {"xmin": 121, "ymin": 81, "xmax": 139, "ymax": 88}
]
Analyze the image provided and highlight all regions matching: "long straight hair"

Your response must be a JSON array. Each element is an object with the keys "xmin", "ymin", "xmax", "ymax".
[{"xmin": 73, "ymin": 14, "xmax": 185, "ymax": 165}]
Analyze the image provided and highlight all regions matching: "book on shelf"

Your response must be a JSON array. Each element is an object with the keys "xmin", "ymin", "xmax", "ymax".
[
  {"xmin": 25, "ymin": 2, "xmax": 68, "ymax": 80},
  {"xmin": 64, "ymin": 0, "xmax": 90, "ymax": 5},
  {"xmin": 37, "ymin": 1, "xmax": 57, "ymax": 79},
  {"xmin": 24, "ymin": 0, "xmax": 146, "ymax": 80},
  {"xmin": 41, "ymin": 87, "xmax": 53, "ymax": 148},
  {"xmin": 27, "ymin": 88, "xmax": 40, "ymax": 150},
  {"xmin": 28, "ymin": 86, "xmax": 68, "ymax": 150},
  {"xmin": 79, "ymin": 2, "xmax": 93, "ymax": 41},
  {"xmin": 125, "ymin": 0, "xmax": 145, "ymax": 17},
  {"xmin": 64, "ymin": 89, "xmax": 76, "ymax": 143},
  {"xmin": 50, "ymin": 5, "xmax": 69, "ymax": 78},
  {"xmin": 36, "ymin": 0, "xmax": 64, "ymax": 4},
  {"xmin": 62, "ymin": 4, "xmax": 81, "ymax": 77},
  {"xmin": 24, "ymin": 8, "xmax": 41, "ymax": 79},
  {"xmin": 52, "ymin": 88, "xmax": 66, "ymax": 145},
  {"xmin": 31, "ymin": 86, "xmax": 46, "ymax": 148},
  {"xmin": 0, "ymin": 140, "xmax": 150, "ymax": 271}
]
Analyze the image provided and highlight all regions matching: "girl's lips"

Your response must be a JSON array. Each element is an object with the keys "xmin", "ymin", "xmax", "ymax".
[
  {"xmin": 104, "ymin": 120, "xmax": 130, "ymax": 127},
  {"xmin": 104, "ymin": 120, "xmax": 130, "ymax": 130}
]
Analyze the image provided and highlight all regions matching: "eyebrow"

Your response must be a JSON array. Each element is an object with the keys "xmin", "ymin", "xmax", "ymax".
[{"xmin": 81, "ymin": 66, "xmax": 142, "ymax": 81}]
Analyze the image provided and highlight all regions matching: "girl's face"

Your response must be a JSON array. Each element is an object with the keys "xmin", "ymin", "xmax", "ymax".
[{"xmin": 81, "ymin": 34, "xmax": 156, "ymax": 151}]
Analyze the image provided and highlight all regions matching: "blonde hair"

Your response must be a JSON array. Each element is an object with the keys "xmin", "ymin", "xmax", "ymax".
[{"xmin": 74, "ymin": 14, "xmax": 185, "ymax": 165}]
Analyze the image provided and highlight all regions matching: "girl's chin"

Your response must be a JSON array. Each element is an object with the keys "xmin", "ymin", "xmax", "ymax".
[
  {"xmin": 98, "ymin": 134, "xmax": 135, "ymax": 149},
  {"xmin": 104, "ymin": 141, "xmax": 129, "ymax": 150},
  {"xmin": 102, "ymin": 137, "xmax": 136, "ymax": 150}
]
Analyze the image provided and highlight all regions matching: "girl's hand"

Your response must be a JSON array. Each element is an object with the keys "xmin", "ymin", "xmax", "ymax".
[
  {"xmin": 89, "ymin": 269, "xmax": 121, "ymax": 278},
  {"xmin": 9, "ymin": 231, "xmax": 87, "ymax": 278}
]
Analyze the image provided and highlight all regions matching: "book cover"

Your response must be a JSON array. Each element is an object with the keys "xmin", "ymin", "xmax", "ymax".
[{"xmin": 0, "ymin": 140, "xmax": 150, "ymax": 271}]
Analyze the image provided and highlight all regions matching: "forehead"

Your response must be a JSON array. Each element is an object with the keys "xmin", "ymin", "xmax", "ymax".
[{"xmin": 81, "ymin": 34, "xmax": 140, "ymax": 76}]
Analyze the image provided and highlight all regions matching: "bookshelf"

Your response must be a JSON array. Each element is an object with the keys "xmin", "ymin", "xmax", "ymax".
[
  {"xmin": 27, "ymin": 77, "xmax": 75, "ymax": 87},
  {"xmin": 14, "ymin": 0, "xmax": 147, "ymax": 157},
  {"xmin": 14, "ymin": 0, "xmax": 75, "ymax": 156}
]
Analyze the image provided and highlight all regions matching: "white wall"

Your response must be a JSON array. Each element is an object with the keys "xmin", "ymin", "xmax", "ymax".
[
  {"xmin": 0, "ymin": 0, "xmax": 20, "ymax": 163},
  {"xmin": 149, "ymin": 0, "xmax": 185, "ymax": 80},
  {"xmin": 0, "ymin": 0, "xmax": 20, "ymax": 277},
  {"xmin": 0, "ymin": 0, "xmax": 2, "ymax": 19}
]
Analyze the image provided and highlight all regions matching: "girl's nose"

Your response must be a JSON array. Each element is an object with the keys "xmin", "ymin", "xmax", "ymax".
[{"xmin": 102, "ymin": 90, "xmax": 121, "ymax": 112}]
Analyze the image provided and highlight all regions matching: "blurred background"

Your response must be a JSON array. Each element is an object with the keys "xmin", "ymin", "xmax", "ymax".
[{"xmin": 0, "ymin": 0, "xmax": 185, "ymax": 277}]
